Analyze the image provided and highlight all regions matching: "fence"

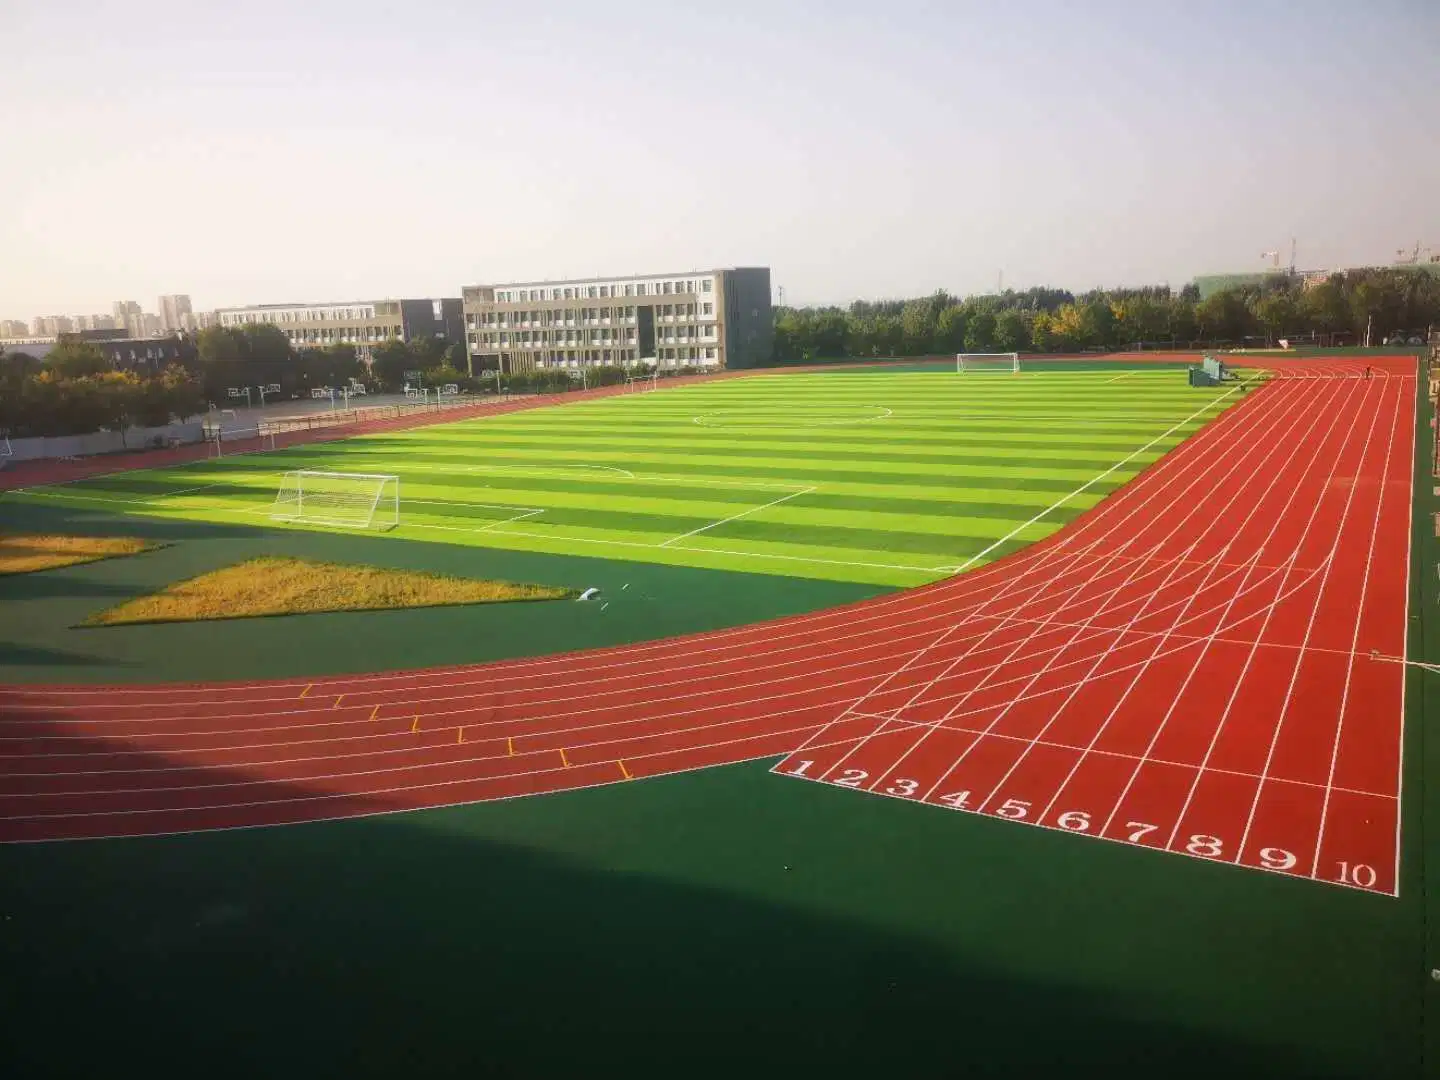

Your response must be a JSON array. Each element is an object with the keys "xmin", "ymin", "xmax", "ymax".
[
  {"xmin": 5, "ymin": 422, "xmax": 205, "ymax": 463},
  {"xmin": 252, "ymin": 395, "xmax": 489, "ymax": 439}
]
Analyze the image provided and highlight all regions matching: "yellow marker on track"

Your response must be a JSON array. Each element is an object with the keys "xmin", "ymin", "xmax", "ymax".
[
  {"xmin": 457, "ymin": 727, "xmax": 464, "ymax": 745},
  {"xmin": 560, "ymin": 748, "xmax": 571, "ymax": 768},
  {"xmin": 332, "ymin": 694, "xmax": 345, "ymax": 709},
  {"xmin": 369, "ymin": 705, "xmax": 379, "ymax": 722},
  {"xmin": 618, "ymin": 760, "xmax": 632, "ymax": 780},
  {"xmin": 507, "ymin": 736, "xmax": 515, "ymax": 756},
  {"xmin": 299, "ymin": 684, "xmax": 313, "ymax": 700},
  {"xmin": 410, "ymin": 715, "xmax": 419, "ymax": 734}
]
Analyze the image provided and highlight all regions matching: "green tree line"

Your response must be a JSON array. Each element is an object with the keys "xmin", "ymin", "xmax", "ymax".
[
  {"xmin": 0, "ymin": 343, "xmax": 206, "ymax": 441},
  {"xmin": 773, "ymin": 269, "xmax": 1440, "ymax": 362}
]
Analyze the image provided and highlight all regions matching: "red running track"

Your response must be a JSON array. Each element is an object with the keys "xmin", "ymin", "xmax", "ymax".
[{"xmin": 0, "ymin": 357, "xmax": 1416, "ymax": 896}]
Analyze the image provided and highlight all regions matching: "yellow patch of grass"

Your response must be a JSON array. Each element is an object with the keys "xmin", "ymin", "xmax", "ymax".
[
  {"xmin": 0, "ymin": 533, "xmax": 159, "ymax": 576},
  {"xmin": 83, "ymin": 557, "xmax": 575, "ymax": 626}
]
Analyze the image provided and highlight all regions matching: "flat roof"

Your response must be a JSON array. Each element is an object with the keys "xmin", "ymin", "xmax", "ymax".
[
  {"xmin": 213, "ymin": 298, "xmax": 455, "ymax": 313},
  {"xmin": 464, "ymin": 268, "xmax": 768, "ymax": 289}
]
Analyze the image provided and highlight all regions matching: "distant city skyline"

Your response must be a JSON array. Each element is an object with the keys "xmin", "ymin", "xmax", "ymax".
[{"xmin": 2, "ymin": 1, "xmax": 1437, "ymax": 316}]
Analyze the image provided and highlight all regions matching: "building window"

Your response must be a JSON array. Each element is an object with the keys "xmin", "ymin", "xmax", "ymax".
[
  {"xmin": 624, "ymin": 284, "xmax": 634, "ymax": 296},
  {"xmin": 702, "ymin": 280, "xmax": 713, "ymax": 293},
  {"xmin": 702, "ymin": 302, "xmax": 712, "ymax": 315}
]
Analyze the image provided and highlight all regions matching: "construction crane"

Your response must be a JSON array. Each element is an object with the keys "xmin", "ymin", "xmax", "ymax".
[
  {"xmin": 1259, "ymin": 239, "xmax": 1297, "ymax": 272},
  {"xmin": 1394, "ymin": 243, "xmax": 1437, "ymax": 265}
]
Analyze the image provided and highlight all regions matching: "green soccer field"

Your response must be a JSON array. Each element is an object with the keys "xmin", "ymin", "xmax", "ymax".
[{"xmin": 1, "ymin": 368, "xmax": 1243, "ymax": 587}]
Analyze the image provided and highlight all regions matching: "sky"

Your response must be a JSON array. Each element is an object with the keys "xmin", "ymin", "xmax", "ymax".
[{"xmin": 2, "ymin": 0, "xmax": 1438, "ymax": 318}]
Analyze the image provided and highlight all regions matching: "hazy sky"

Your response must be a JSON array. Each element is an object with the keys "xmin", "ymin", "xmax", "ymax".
[{"xmin": 3, "ymin": 0, "xmax": 1437, "ymax": 317}]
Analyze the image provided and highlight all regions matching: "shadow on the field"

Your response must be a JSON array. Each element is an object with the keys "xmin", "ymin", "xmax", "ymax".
[
  {"xmin": 0, "ymin": 573, "xmax": 152, "ymax": 603},
  {"xmin": 0, "ymin": 641, "xmax": 123, "ymax": 668},
  {"xmin": 0, "ymin": 716, "xmax": 1378, "ymax": 1080}
]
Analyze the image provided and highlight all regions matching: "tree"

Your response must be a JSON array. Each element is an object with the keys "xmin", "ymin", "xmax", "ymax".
[
  {"xmin": 445, "ymin": 341, "xmax": 470, "ymax": 375},
  {"xmin": 197, "ymin": 326, "xmax": 245, "ymax": 365},
  {"xmin": 1113, "ymin": 296, "xmax": 1171, "ymax": 347},
  {"xmin": 993, "ymin": 307, "xmax": 1033, "ymax": 353},
  {"xmin": 1252, "ymin": 289, "xmax": 1300, "ymax": 344},
  {"xmin": 423, "ymin": 365, "xmax": 467, "ymax": 390},
  {"xmin": 45, "ymin": 341, "xmax": 109, "ymax": 379},
  {"xmin": 934, "ymin": 306, "xmax": 969, "ymax": 354},
  {"xmin": 370, "ymin": 339, "xmax": 413, "ymax": 390},
  {"xmin": 900, "ymin": 296, "xmax": 943, "ymax": 355},
  {"xmin": 962, "ymin": 308, "xmax": 997, "ymax": 353},
  {"xmin": 1195, "ymin": 289, "xmax": 1256, "ymax": 343}
]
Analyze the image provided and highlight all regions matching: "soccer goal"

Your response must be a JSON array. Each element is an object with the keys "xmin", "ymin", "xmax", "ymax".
[
  {"xmin": 626, "ymin": 373, "xmax": 659, "ymax": 393},
  {"xmin": 956, "ymin": 352, "xmax": 1020, "ymax": 374},
  {"xmin": 271, "ymin": 470, "xmax": 400, "ymax": 530},
  {"xmin": 0, "ymin": 436, "xmax": 11, "ymax": 470}
]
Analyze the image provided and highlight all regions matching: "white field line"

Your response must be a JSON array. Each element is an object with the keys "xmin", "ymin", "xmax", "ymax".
[
  {"xmin": 1233, "ymin": 375, "xmax": 1385, "ymax": 862},
  {"xmin": 951, "ymin": 379, "xmax": 1254, "ymax": 575},
  {"xmin": 1309, "ymin": 377, "xmax": 1402, "ymax": 876},
  {"xmin": 0, "ymin": 382, "xmax": 1291, "ymax": 710},
  {"xmin": 658, "ymin": 486, "xmax": 816, "ymax": 548},
  {"xmin": 144, "ymin": 482, "xmax": 224, "ymax": 502},
  {"xmin": 1150, "ymin": 378, "xmax": 1363, "ymax": 848},
  {"xmin": 406, "ymin": 509, "xmax": 548, "ymax": 536},
  {"xmin": 692, "ymin": 406, "xmax": 893, "ymax": 428},
  {"xmin": 9, "ymin": 483, "xmax": 956, "ymax": 577}
]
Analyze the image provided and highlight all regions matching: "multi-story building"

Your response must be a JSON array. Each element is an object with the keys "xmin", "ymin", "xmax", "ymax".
[
  {"xmin": 112, "ymin": 300, "xmax": 142, "ymax": 336},
  {"xmin": 1, "ymin": 319, "xmax": 31, "ymax": 337},
  {"xmin": 157, "ymin": 294, "xmax": 193, "ymax": 332},
  {"xmin": 213, "ymin": 298, "xmax": 462, "ymax": 362},
  {"xmin": 32, "ymin": 315, "xmax": 74, "ymax": 336},
  {"xmin": 460, "ymin": 267, "xmax": 772, "ymax": 374}
]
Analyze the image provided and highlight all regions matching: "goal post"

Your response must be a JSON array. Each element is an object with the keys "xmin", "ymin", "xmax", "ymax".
[
  {"xmin": 271, "ymin": 470, "xmax": 400, "ymax": 530},
  {"xmin": 625, "ymin": 373, "xmax": 658, "ymax": 393},
  {"xmin": 957, "ymin": 352, "xmax": 1020, "ymax": 374}
]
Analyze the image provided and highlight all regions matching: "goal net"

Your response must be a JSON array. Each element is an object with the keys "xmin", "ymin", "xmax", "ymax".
[
  {"xmin": 626, "ymin": 373, "xmax": 658, "ymax": 393},
  {"xmin": 957, "ymin": 352, "xmax": 1020, "ymax": 373},
  {"xmin": 271, "ymin": 470, "xmax": 399, "ymax": 530}
]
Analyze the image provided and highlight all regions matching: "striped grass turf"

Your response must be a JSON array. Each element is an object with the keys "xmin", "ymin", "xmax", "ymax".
[{"xmin": 0, "ymin": 369, "xmax": 1242, "ymax": 587}]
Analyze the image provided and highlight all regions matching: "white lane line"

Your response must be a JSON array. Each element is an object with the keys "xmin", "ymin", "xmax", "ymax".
[
  {"xmin": 1309, "ymin": 377, "xmax": 1401, "ymax": 877},
  {"xmin": 1234, "ymin": 375, "xmax": 1385, "ymax": 862}
]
